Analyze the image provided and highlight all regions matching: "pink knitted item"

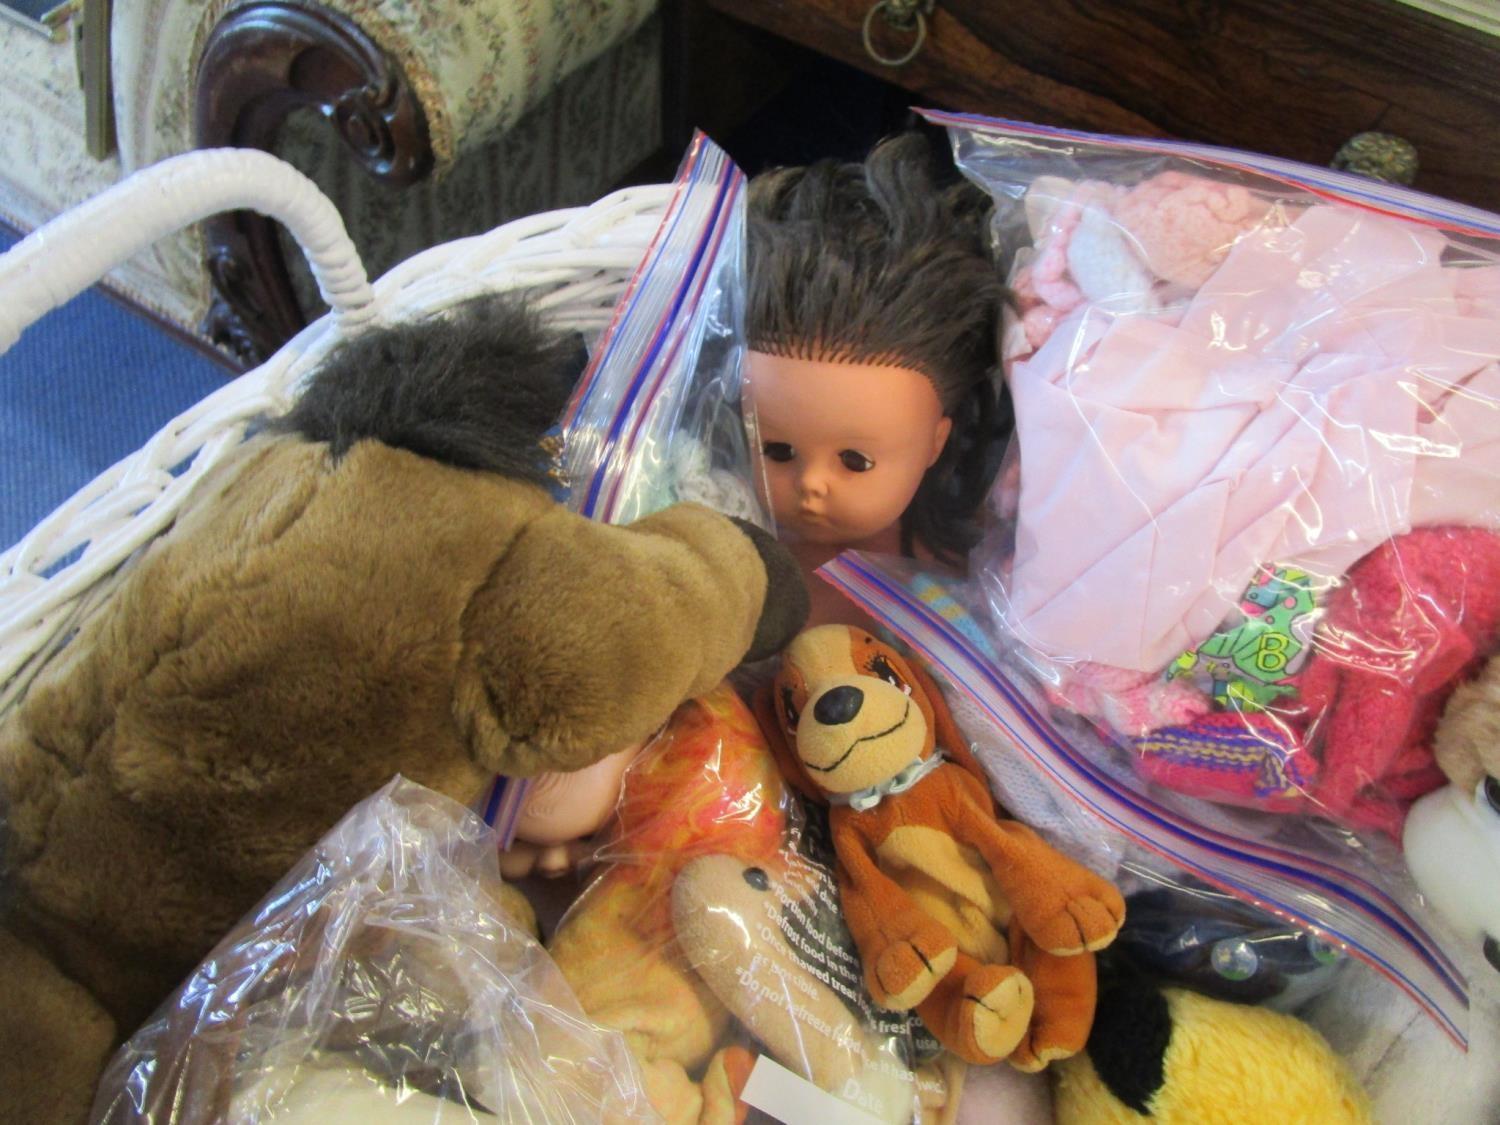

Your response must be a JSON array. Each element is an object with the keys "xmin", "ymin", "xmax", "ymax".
[
  {"xmin": 1008, "ymin": 172, "xmax": 1273, "ymax": 354},
  {"xmin": 1133, "ymin": 711, "xmax": 1318, "ymax": 814},
  {"xmin": 1045, "ymin": 660, "xmax": 1212, "ymax": 737},
  {"xmin": 1113, "ymin": 172, "xmax": 1273, "ymax": 288},
  {"xmin": 1012, "ymin": 192, "xmax": 1086, "ymax": 350},
  {"xmin": 1011, "ymin": 180, "xmax": 1142, "ymax": 350}
]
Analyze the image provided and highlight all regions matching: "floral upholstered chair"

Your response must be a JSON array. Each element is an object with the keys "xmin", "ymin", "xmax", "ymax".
[{"xmin": 0, "ymin": 0, "xmax": 661, "ymax": 363}]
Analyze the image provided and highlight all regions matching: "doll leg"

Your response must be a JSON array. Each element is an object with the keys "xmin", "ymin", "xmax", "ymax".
[
  {"xmin": 915, "ymin": 951, "xmax": 1035, "ymax": 1066},
  {"xmin": 1005, "ymin": 924, "xmax": 1097, "ymax": 1073}
]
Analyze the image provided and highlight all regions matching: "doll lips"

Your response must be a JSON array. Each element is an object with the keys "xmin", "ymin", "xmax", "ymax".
[{"xmin": 806, "ymin": 701, "xmax": 911, "ymax": 773}]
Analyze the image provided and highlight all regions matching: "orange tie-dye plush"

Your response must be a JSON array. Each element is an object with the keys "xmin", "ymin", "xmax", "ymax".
[{"xmin": 546, "ymin": 684, "xmax": 790, "ymax": 1125}]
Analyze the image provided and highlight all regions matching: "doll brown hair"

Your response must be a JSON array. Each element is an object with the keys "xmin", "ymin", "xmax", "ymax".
[{"xmin": 746, "ymin": 132, "xmax": 1006, "ymax": 564}]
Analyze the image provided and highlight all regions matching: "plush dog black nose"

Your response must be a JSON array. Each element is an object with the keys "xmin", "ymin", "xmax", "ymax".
[{"xmin": 813, "ymin": 686, "xmax": 864, "ymax": 726}]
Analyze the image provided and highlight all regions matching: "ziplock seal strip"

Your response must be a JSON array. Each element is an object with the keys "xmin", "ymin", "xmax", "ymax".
[
  {"xmin": 561, "ymin": 135, "xmax": 702, "ymax": 432},
  {"xmin": 561, "ymin": 133, "xmax": 744, "ymax": 522},
  {"xmin": 820, "ymin": 553, "xmax": 1470, "ymax": 1046},
  {"xmin": 919, "ymin": 108, "xmax": 1500, "ymax": 241},
  {"xmin": 596, "ymin": 175, "xmax": 742, "ymax": 523},
  {"xmin": 483, "ymin": 135, "xmax": 744, "ymax": 843}
]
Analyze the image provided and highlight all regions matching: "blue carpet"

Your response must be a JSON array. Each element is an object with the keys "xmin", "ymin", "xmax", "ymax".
[{"xmin": 0, "ymin": 228, "xmax": 233, "ymax": 551}]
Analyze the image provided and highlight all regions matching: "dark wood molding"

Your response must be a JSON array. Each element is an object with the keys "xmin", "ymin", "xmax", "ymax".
[
  {"xmin": 194, "ymin": 0, "xmax": 433, "ymax": 365},
  {"xmin": 704, "ymin": 0, "xmax": 1500, "ymax": 211}
]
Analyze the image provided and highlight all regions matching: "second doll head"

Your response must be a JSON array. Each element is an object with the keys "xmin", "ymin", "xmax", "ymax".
[{"xmin": 744, "ymin": 132, "xmax": 1006, "ymax": 564}]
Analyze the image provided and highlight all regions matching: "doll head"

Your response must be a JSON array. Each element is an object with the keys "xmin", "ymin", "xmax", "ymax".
[
  {"xmin": 745, "ymin": 133, "xmax": 1005, "ymax": 564},
  {"xmin": 746, "ymin": 353, "xmax": 951, "ymax": 550}
]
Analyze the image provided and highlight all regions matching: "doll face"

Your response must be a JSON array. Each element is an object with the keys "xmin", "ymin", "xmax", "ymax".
[{"xmin": 745, "ymin": 351, "xmax": 952, "ymax": 547}]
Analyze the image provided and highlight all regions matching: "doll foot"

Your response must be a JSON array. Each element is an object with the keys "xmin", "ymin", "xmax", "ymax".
[
  {"xmin": 873, "ymin": 936, "xmax": 958, "ymax": 1010},
  {"xmin": 966, "ymin": 965, "xmax": 1035, "ymax": 1063}
]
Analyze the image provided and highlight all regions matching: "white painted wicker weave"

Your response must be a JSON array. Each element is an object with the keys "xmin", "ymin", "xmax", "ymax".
[{"xmin": 0, "ymin": 148, "xmax": 671, "ymax": 709}]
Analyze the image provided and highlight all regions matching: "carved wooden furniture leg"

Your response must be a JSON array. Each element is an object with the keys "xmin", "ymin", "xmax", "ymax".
[{"xmin": 194, "ymin": 0, "xmax": 432, "ymax": 364}]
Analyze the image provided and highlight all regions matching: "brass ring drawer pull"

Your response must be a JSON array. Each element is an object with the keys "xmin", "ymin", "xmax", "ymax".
[{"xmin": 863, "ymin": 0, "xmax": 934, "ymax": 67}]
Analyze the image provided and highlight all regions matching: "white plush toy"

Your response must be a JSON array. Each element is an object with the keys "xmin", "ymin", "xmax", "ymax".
[
  {"xmin": 1299, "ymin": 956, "xmax": 1500, "ymax": 1125},
  {"xmin": 1307, "ymin": 659, "xmax": 1500, "ymax": 1123},
  {"xmin": 1404, "ymin": 778, "xmax": 1500, "ymax": 975}
]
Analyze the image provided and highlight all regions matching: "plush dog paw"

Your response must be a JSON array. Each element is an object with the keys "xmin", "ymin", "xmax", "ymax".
[
  {"xmin": 870, "ymin": 933, "xmax": 957, "ymax": 1010},
  {"xmin": 1026, "ymin": 884, "xmax": 1126, "ymax": 955},
  {"xmin": 1008, "ymin": 1028, "xmax": 1083, "ymax": 1073},
  {"xmin": 965, "ymin": 965, "xmax": 1034, "ymax": 1063}
]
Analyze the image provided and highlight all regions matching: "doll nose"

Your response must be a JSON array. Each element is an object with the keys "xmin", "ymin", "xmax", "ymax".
[
  {"xmin": 797, "ymin": 466, "xmax": 829, "ymax": 499},
  {"xmin": 813, "ymin": 686, "xmax": 864, "ymax": 726}
]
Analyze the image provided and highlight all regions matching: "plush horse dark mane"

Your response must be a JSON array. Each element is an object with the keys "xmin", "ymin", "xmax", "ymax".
[{"xmin": 273, "ymin": 295, "xmax": 586, "ymax": 486}]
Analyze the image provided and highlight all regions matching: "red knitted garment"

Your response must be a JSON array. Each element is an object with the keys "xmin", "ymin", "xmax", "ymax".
[{"xmin": 1133, "ymin": 527, "xmax": 1500, "ymax": 837}]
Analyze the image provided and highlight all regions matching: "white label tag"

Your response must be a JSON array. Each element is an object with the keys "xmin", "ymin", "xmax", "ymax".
[{"xmin": 739, "ymin": 1056, "xmax": 886, "ymax": 1125}]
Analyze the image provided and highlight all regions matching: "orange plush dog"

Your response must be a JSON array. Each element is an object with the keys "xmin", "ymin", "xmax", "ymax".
[{"xmin": 756, "ymin": 625, "xmax": 1125, "ymax": 1070}]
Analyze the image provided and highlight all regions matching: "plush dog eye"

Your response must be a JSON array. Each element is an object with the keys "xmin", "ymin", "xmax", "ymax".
[
  {"xmin": 781, "ymin": 685, "xmax": 801, "ymax": 731},
  {"xmin": 870, "ymin": 654, "xmax": 909, "ymax": 693},
  {"xmin": 1484, "ymin": 776, "xmax": 1500, "ymax": 815}
]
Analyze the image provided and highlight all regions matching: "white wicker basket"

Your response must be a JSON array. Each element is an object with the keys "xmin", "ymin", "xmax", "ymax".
[{"xmin": 0, "ymin": 148, "xmax": 672, "ymax": 711}]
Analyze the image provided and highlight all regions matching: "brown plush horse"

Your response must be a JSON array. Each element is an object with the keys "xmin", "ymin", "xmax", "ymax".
[
  {"xmin": 755, "ymin": 625, "xmax": 1124, "ymax": 1070},
  {"xmin": 0, "ymin": 297, "xmax": 808, "ymax": 1125}
]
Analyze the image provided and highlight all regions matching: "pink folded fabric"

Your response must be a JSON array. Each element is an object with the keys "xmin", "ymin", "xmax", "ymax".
[{"xmin": 998, "ymin": 204, "xmax": 1500, "ymax": 672}]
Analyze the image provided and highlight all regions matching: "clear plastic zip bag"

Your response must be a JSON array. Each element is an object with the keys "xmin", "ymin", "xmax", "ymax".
[
  {"xmin": 821, "ymin": 550, "xmax": 1463, "ymax": 1044},
  {"xmin": 559, "ymin": 132, "xmax": 766, "ymax": 530},
  {"xmin": 91, "ymin": 777, "xmax": 656, "ymax": 1124},
  {"xmin": 541, "ymin": 683, "xmax": 960, "ymax": 1125},
  {"xmin": 482, "ymin": 132, "xmax": 766, "ymax": 848},
  {"xmin": 933, "ymin": 112, "xmax": 1500, "ymax": 849}
]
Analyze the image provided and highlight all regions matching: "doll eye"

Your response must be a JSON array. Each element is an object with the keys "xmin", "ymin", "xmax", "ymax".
[
  {"xmin": 1483, "ymin": 776, "xmax": 1500, "ymax": 816},
  {"xmin": 763, "ymin": 442, "xmax": 796, "ymax": 463},
  {"xmin": 870, "ymin": 654, "xmax": 910, "ymax": 693},
  {"xmin": 781, "ymin": 686, "xmax": 801, "ymax": 731},
  {"xmin": 840, "ymin": 450, "xmax": 875, "ymax": 472}
]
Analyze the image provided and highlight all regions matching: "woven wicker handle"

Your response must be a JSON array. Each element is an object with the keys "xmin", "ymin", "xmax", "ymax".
[{"xmin": 0, "ymin": 148, "xmax": 375, "ymax": 355}]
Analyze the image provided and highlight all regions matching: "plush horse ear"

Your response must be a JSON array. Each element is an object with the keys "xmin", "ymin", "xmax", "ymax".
[
  {"xmin": 752, "ymin": 683, "xmax": 827, "ymax": 804},
  {"xmin": 905, "ymin": 659, "xmax": 993, "ymax": 799}
]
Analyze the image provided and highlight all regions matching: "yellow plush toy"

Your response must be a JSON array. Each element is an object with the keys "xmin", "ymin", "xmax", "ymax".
[{"xmin": 1052, "ymin": 973, "xmax": 1372, "ymax": 1124}]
